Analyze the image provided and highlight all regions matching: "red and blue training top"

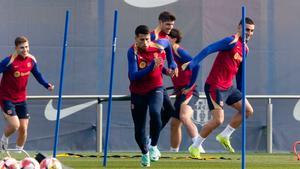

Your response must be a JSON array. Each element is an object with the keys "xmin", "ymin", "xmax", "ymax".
[
  {"xmin": 127, "ymin": 39, "xmax": 176, "ymax": 95},
  {"xmin": 170, "ymin": 45, "xmax": 199, "ymax": 95},
  {"xmin": 188, "ymin": 34, "xmax": 248, "ymax": 90},
  {"xmin": 0, "ymin": 54, "xmax": 50, "ymax": 102}
]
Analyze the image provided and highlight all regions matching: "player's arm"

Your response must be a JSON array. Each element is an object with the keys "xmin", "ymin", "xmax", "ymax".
[
  {"xmin": 155, "ymin": 39, "xmax": 177, "ymax": 70},
  {"xmin": 31, "ymin": 61, "xmax": 53, "ymax": 90},
  {"xmin": 127, "ymin": 48, "xmax": 155, "ymax": 81},
  {"xmin": 186, "ymin": 36, "xmax": 237, "ymax": 70},
  {"xmin": 0, "ymin": 57, "xmax": 11, "ymax": 73},
  {"xmin": 176, "ymin": 47, "xmax": 193, "ymax": 63},
  {"xmin": 182, "ymin": 65, "xmax": 200, "ymax": 94}
]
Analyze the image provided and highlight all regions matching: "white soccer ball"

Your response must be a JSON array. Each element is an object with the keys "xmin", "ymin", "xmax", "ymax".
[
  {"xmin": 20, "ymin": 157, "xmax": 40, "ymax": 169},
  {"xmin": 0, "ymin": 157, "xmax": 20, "ymax": 169},
  {"xmin": 40, "ymin": 157, "xmax": 62, "ymax": 169}
]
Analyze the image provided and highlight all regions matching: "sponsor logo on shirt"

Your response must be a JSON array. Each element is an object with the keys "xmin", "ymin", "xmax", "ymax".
[{"xmin": 14, "ymin": 71, "xmax": 30, "ymax": 78}]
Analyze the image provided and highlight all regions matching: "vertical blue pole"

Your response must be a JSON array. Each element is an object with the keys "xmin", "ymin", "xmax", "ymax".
[
  {"xmin": 103, "ymin": 10, "xmax": 118, "ymax": 167},
  {"xmin": 53, "ymin": 10, "xmax": 70, "ymax": 158},
  {"xmin": 241, "ymin": 6, "xmax": 246, "ymax": 169}
]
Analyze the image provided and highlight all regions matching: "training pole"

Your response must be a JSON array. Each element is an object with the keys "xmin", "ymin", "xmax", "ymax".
[
  {"xmin": 53, "ymin": 10, "xmax": 70, "ymax": 158},
  {"xmin": 241, "ymin": 6, "xmax": 247, "ymax": 169},
  {"xmin": 103, "ymin": 10, "xmax": 118, "ymax": 167}
]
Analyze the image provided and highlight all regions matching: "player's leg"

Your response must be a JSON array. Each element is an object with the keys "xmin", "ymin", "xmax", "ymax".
[
  {"xmin": 170, "ymin": 117, "xmax": 181, "ymax": 152},
  {"xmin": 229, "ymin": 100, "xmax": 254, "ymax": 128},
  {"xmin": 217, "ymin": 87, "xmax": 253, "ymax": 152},
  {"xmin": 200, "ymin": 84, "xmax": 224, "ymax": 137},
  {"xmin": 189, "ymin": 84, "xmax": 224, "ymax": 158},
  {"xmin": 15, "ymin": 101, "xmax": 30, "ymax": 151},
  {"xmin": 218, "ymin": 88, "xmax": 253, "ymax": 140},
  {"xmin": 16, "ymin": 119, "xmax": 28, "ymax": 151},
  {"xmin": 179, "ymin": 96, "xmax": 197, "ymax": 137},
  {"xmin": 1, "ymin": 100, "xmax": 20, "ymax": 150},
  {"xmin": 148, "ymin": 87, "xmax": 164, "ymax": 161},
  {"xmin": 145, "ymin": 89, "xmax": 174, "ymax": 149},
  {"xmin": 160, "ymin": 89, "xmax": 175, "ymax": 130},
  {"xmin": 170, "ymin": 94, "xmax": 183, "ymax": 152},
  {"xmin": 179, "ymin": 92, "xmax": 205, "ymax": 153},
  {"xmin": 130, "ymin": 93, "xmax": 149, "ymax": 166}
]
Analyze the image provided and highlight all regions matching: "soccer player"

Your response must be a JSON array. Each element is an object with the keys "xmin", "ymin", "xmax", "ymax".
[
  {"xmin": 165, "ymin": 28, "xmax": 206, "ymax": 153},
  {"xmin": 150, "ymin": 11, "xmax": 175, "ymax": 41},
  {"xmin": 150, "ymin": 11, "xmax": 180, "ymax": 151},
  {"xmin": 183, "ymin": 17, "xmax": 255, "ymax": 158},
  {"xmin": 127, "ymin": 25, "xmax": 177, "ymax": 167},
  {"xmin": 0, "ymin": 36, "xmax": 54, "ymax": 152}
]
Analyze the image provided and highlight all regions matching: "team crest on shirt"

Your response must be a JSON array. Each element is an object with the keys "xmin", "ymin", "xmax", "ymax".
[
  {"xmin": 139, "ymin": 61, "xmax": 147, "ymax": 69},
  {"xmin": 192, "ymin": 93, "xmax": 211, "ymax": 126},
  {"xmin": 27, "ymin": 62, "xmax": 31, "ymax": 67},
  {"xmin": 233, "ymin": 53, "xmax": 242, "ymax": 62},
  {"xmin": 14, "ymin": 71, "xmax": 21, "ymax": 77}
]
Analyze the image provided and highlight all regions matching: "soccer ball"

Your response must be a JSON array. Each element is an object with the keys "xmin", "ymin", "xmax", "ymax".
[
  {"xmin": 40, "ymin": 157, "xmax": 62, "ymax": 169},
  {"xmin": 20, "ymin": 158, "xmax": 40, "ymax": 169},
  {"xmin": 0, "ymin": 157, "xmax": 20, "ymax": 169}
]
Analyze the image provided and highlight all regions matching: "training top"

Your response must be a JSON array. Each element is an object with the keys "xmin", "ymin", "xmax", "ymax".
[{"xmin": 0, "ymin": 54, "xmax": 50, "ymax": 102}]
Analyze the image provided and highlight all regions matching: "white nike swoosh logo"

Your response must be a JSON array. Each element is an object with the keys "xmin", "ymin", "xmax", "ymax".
[
  {"xmin": 124, "ymin": 0, "xmax": 178, "ymax": 8},
  {"xmin": 44, "ymin": 99, "xmax": 98, "ymax": 121},
  {"xmin": 293, "ymin": 99, "xmax": 300, "ymax": 121}
]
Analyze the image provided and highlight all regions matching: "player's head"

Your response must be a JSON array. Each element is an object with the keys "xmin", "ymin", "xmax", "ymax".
[
  {"xmin": 158, "ymin": 11, "xmax": 176, "ymax": 35},
  {"xmin": 15, "ymin": 36, "xmax": 30, "ymax": 57},
  {"xmin": 135, "ymin": 25, "xmax": 151, "ymax": 51},
  {"xmin": 169, "ymin": 28, "xmax": 182, "ymax": 44},
  {"xmin": 238, "ymin": 17, "xmax": 255, "ymax": 42}
]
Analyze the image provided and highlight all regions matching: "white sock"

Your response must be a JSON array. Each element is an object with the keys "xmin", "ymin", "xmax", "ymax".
[
  {"xmin": 170, "ymin": 147, "xmax": 179, "ymax": 152},
  {"xmin": 1, "ymin": 134, "xmax": 8, "ymax": 142},
  {"xmin": 16, "ymin": 145, "xmax": 23, "ymax": 150},
  {"xmin": 219, "ymin": 125, "xmax": 235, "ymax": 138},
  {"xmin": 192, "ymin": 135, "xmax": 205, "ymax": 149},
  {"xmin": 192, "ymin": 136, "xmax": 198, "ymax": 143}
]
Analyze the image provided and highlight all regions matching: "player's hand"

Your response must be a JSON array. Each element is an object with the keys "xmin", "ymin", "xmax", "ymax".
[
  {"xmin": 167, "ymin": 68, "xmax": 178, "ymax": 77},
  {"xmin": 48, "ymin": 83, "xmax": 54, "ymax": 91},
  {"xmin": 12, "ymin": 50, "xmax": 18, "ymax": 58},
  {"xmin": 174, "ymin": 67, "xmax": 178, "ymax": 77},
  {"xmin": 165, "ymin": 68, "xmax": 173, "ymax": 77},
  {"xmin": 153, "ymin": 56, "xmax": 163, "ymax": 69},
  {"xmin": 181, "ymin": 62, "xmax": 190, "ymax": 71}
]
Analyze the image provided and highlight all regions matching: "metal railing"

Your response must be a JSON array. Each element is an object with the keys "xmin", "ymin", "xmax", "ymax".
[{"xmin": 27, "ymin": 94, "xmax": 300, "ymax": 153}]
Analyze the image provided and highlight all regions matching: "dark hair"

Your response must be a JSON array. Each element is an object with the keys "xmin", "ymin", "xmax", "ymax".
[
  {"xmin": 15, "ymin": 36, "xmax": 29, "ymax": 46},
  {"xmin": 169, "ymin": 28, "xmax": 182, "ymax": 44},
  {"xmin": 135, "ymin": 25, "xmax": 150, "ymax": 36},
  {"xmin": 239, "ymin": 17, "xmax": 255, "ymax": 25},
  {"xmin": 158, "ymin": 11, "xmax": 176, "ymax": 22}
]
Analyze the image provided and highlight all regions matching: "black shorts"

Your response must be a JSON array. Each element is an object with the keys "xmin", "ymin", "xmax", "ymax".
[
  {"xmin": 0, "ymin": 100, "xmax": 29, "ymax": 119},
  {"xmin": 173, "ymin": 89, "xmax": 199, "ymax": 120},
  {"xmin": 204, "ymin": 83, "xmax": 242, "ymax": 111}
]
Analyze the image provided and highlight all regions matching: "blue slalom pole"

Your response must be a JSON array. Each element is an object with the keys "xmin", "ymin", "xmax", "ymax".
[
  {"xmin": 103, "ymin": 10, "xmax": 118, "ymax": 167},
  {"xmin": 241, "ymin": 6, "xmax": 247, "ymax": 169},
  {"xmin": 53, "ymin": 10, "xmax": 70, "ymax": 158}
]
